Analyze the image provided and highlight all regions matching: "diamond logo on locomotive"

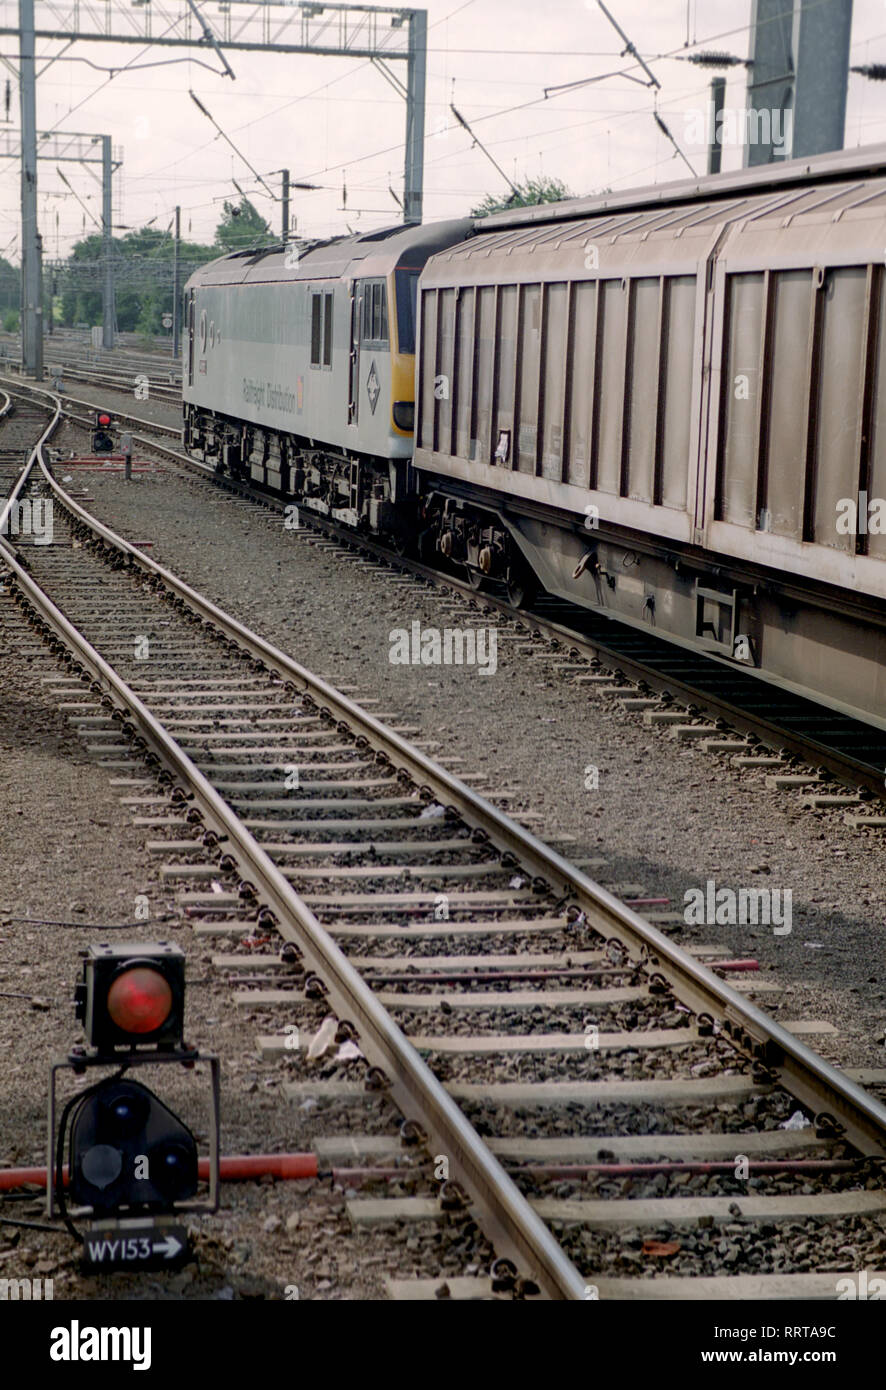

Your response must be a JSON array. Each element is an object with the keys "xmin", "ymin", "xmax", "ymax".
[{"xmin": 366, "ymin": 360, "xmax": 380, "ymax": 415}]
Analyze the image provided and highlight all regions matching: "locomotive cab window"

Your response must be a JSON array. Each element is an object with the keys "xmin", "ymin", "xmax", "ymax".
[
  {"xmin": 395, "ymin": 268, "xmax": 420, "ymax": 354},
  {"xmin": 360, "ymin": 280, "xmax": 389, "ymax": 346},
  {"xmin": 310, "ymin": 289, "xmax": 334, "ymax": 369}
]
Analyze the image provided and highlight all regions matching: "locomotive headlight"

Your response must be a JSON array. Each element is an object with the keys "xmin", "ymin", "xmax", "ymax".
[{"xmin": 393, "ymin": 401, "xmax": 414, "ymax": 432}]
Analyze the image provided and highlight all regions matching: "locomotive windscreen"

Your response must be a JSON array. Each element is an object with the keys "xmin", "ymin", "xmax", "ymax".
[{"xmin": 395, "ymin": 268, "xmax": 421, "ymax": 354}]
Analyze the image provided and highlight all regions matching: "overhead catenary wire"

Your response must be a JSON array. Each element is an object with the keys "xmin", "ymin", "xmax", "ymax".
[
  {"xmin": 55, "ymin": 165, "xmax": 101, "ymax": 230},
  {"xmin": 128, "ymin": 0, "xmax": 482, "ymax": 195},
  {"xmin": 286, "ymin": 25, "xmax": 714, "ymax": 194},
  {"xmin": 188, "ymin": 90, "xmax": 276, "ymax": 201},
  {"xmin": 6, "ymin": 0, "xmax": 873, "ymax": 253},
  {"xmin": 3, "ymin": 2, "xmax": 713, "ymax": 244},
  {"xmin": 33, "ymin": 4, "xmax": 233, "ymax": 139},
  {"xmin": 449, "ymin": 104, "xmax": 521, "ymax": 199}
]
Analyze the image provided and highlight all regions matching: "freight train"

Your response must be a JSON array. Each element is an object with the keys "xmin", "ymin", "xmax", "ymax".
[{"xmin": 183, "ymin": 144, "xmax": 886, "ymax": 729}]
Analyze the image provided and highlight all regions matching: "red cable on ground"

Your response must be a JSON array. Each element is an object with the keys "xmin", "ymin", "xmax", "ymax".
[
  {"xmin": 1, "ymin": 1153, "xmax": 853, "ymax": 1193},
  {"xmin": 0, "ymin": 1152, "xmax": 319, "ymax": 1192}
]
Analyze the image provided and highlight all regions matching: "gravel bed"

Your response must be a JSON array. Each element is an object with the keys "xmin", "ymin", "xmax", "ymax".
[
  {"xmin": 287, "ymin": 848, "xmax": 495, "ymax": 868},
  {"xmin": 341, "ymin": 929, "xmax": 587, "ymax": 958},
  {"xmin": 5, "ymin": 1180, "xmax": 494, "ymax": 1301},
  {"xmin": 463, "ymin": 1091, "xmax": 807, "ymax": 1138},
  {"xmin": 46, "ymin": 413, "xmax": 886, "ymax": 1077},
  {"xmin": 519, "ymin": 1170, "xmax": 878, "ymax": 1202},
  {"xmin": 371, "ymin": 972, "xmax": 636, "ymax": 995},
  {"xmin": 427, "ymin": 1038, "xmax": 742, "ymax": 1085},
  {"xmin": 58, "ymin": 380, "xmax": 183, "ymax": 434},
  {"xmin": 313, "ymin": 905, "xmax": 557, "ymax": 927},
  {"xmin": 391, "ymin": 1000, "xmax": 687, "ymax": 1035},
  {"xmin": 0, "ymin": 596, "xmax": 492, "ymax": 1297},
  {"xmin": 561, "ymin": 1215, "xmax": 886, "ymax": 1282}
]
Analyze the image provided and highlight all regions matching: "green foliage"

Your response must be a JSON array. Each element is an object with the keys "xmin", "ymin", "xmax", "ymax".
[
  {"xmin": 0, "ymin": 256, "xmax": 20, "ymax": 314},
  {"xmin": 53, "ymin": 199, "xmax": 273, "ymax": 330},
  {"xmin": 214, "ymin": 198, "xmax": 273, "ymax": 252},
  {"xmin": 57, "ymin": 224, "xmax": 217, "ymax": 330},
  {"xmin": 3, "ymin": 308, "xmax": 19, "ymax": 332},
  {"xmin": 471, "ymin": 176, "xmax": 573, "ymax": 219}
]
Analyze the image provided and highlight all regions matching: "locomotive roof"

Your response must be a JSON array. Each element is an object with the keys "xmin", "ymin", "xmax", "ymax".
[
  {"xmin": 184, "ymin": 217, "xmax": 473, "ymax": 290},
  {"xmin": 473, "ymin": 140, "xmax": 886, "ymax": 232}
]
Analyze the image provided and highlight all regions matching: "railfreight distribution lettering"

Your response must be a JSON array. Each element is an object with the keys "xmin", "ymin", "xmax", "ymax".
[{"xmin": 242, "ymin": 378, "xmax": 297, "ymax": 413}]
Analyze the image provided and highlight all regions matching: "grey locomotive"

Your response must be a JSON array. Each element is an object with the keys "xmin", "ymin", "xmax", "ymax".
[{"xmin": 182, "ymin": 217, "xmax": 471, "ymax": 538}]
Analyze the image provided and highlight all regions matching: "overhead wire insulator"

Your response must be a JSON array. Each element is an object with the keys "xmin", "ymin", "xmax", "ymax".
[
  {"xmin": 681, "ymin": 50, "xmax": 749, "ymax": 68},
  {"xmin": 851, "ymin": 64, "xmax": 886, "ymax": 82}
]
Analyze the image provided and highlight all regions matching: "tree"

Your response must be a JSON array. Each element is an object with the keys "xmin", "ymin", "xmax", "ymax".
[
  {"xmin": 471, "ymin": 176, "xmax": 573, "ymax": 219},
  {"xmin": 0, "ymin": 257, "xmax": 20, "ymax": 315},
  {"xmin": 214, "ymin": 198, "xmax": 273, "ymax": 252},
  {"xmin": 57, "ymin": 225, "xmax": 216, "ymax": 331},
  {"xmin": 53, "ymin": 197, "xmax": 274, "ymax": 333},
  {"xmin": 58, "ymin": 232, "xmax": 104, "ymax": 328}
]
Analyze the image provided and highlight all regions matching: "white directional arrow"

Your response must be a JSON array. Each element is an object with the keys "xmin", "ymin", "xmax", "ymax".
[{"xmin": 153, "ymin": 1234, "xmax": 183, "ymax": 1260}]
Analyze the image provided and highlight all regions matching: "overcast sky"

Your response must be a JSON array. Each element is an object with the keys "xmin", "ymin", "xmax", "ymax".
[{"xmin": 1, "ymin": 0, "xmax": 885, "ymax": 262}]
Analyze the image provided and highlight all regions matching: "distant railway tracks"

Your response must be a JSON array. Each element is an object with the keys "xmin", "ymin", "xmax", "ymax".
[
  {"xmin": 44, "ymin": 363, "xmax": 181, "ymax": 405},
  {"xmin": 3, "ymin": 380, "xmax": 886, "ymax": 1300},
  {"xmin": 1, "ymin": 336, "xmax": 181, "ymax": 405}
]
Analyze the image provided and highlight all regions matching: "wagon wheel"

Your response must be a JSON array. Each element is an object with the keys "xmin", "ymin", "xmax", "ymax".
[
  {"xmin": 507, "ymin": 562, "xmax": 538, "ymax": 609},
  {"xmin": 464, "ymin": 566, "xmax": 487, "ymax": 592}
]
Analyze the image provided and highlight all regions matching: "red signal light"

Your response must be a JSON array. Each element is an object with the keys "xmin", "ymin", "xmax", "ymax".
[
  {"xmin": 97, "ymin": 413, "xmax": 111, "ymax": 426},
  {"xmin": 107, "ymin": 967, "xmax": 173, "ymax": 1035},
  {"xmin": 74, "ymin": 942, "xmax": 186, "ymax": 1053}
]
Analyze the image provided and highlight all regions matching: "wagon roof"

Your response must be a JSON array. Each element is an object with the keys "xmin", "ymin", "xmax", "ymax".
[{"xmin": 473, "ymin": 140, "xmax": 886, "ymax": 232}]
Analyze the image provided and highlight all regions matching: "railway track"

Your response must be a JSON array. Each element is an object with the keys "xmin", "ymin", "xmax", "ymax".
[
  {"xmin": 43, "ymin": 361, "xmax": 180, "ymax": 403},
  {"xmin": 25, "ymin": 368, "xmax": 885, "ymax": 810},
  {"xmin": 45, "ymin": 366, "xmax": 180, "ymax": 404},
  {"xmin": 1, "ymin": 334, "xmax": 181, "ymax": 404},
  {"xmin": 3, "ymin": 383, "xmax": 886, "ymax": 1300}
]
